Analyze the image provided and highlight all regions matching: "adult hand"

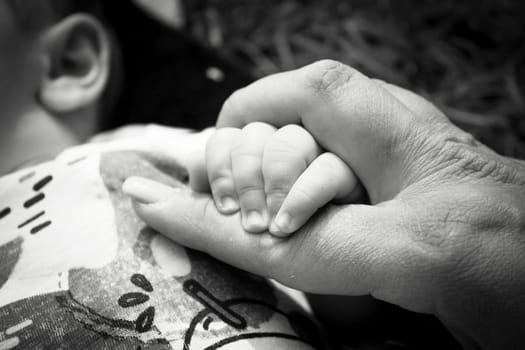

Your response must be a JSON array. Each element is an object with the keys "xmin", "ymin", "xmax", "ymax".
[{"xmin": 124, "ymin": 60, "xmax": 525, "ymax": 349}]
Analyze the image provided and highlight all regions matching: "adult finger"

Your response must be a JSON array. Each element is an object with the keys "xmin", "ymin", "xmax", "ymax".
[
  {"xmin": 262, "ymin": 125, "xmax": 322, "ymax": 220},
  {"xmin": 123, "ymin": 177, "xmax": 438, "ymax": 314},
  {"xmin": 205, "ymin": 128, "xmax": 241, "ymax": 214},
  {"xmin": 231, "ymin": 122, "xmax": 276, "ymax": 232}
]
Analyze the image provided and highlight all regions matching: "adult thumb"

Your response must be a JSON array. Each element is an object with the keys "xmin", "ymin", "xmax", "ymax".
[{"xmin": 217, "ymin": 60, "xmax": 456, "ymax": 203}]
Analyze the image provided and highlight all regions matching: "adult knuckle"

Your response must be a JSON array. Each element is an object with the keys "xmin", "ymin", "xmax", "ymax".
[
  {"xmin": 441, "ymin": 192, "xmax": 525, "ymax": 286},
  {"xmin": 304, "ymin": 59, "xmax": 357, "ymax": 96},
  {"xmin": 437, "ymin": 141, "xmax": 525, "ymax": 186},
  {"xmin": 406, "ymin": 126, "xmax": 525, "ymax": 187},
  {"xmin": 401, "ymin": 195, "xmax": 506, "ymax": 290}
]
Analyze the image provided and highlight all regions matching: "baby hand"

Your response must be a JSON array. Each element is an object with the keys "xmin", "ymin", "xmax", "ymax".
[{"xmin": 188, "ymin": 122, "xmax": 360, "ymax": 237}]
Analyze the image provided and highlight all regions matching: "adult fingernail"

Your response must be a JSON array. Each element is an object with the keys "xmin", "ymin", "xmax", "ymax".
[
  {"xmin": 219, "ymin": 196, "xmax": 239, "ymax": 213},
  {"xmin": 244, "ymin": 210, "xmax": 267, "ymax": 232},
  {"xmin": 272, "ymin": 212, "xmax": 291, "ymax": 235},
  {"xmin": 122, "ymin": 176, "xmax": 177, "ymax": 204}
]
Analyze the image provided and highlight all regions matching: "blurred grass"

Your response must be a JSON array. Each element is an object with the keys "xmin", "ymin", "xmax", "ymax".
[{"xmin": 183, "ymin": 0, "xmax": 525, "ymax": 158}]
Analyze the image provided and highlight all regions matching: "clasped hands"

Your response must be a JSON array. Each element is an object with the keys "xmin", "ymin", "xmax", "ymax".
[{"xmin": 121, "ymin": 60, "xmax": 525, "ymax": 349}]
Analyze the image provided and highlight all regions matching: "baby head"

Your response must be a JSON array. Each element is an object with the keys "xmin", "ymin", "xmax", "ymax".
[{"xmin": 0, "ymin": 0, "xmax": 119, "ymax": 175}]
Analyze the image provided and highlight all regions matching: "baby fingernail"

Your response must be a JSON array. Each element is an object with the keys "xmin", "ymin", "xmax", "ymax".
[
  {"xmin": 244, "ymin": 210, "xmax": 267, "ymax": 232},
  {"xmin": 269, "ymin": 221, "xmax": 282, "ymax": 236},
  {"xmin": 219, "ymin": 196, "xmax": 238, "ymax": 213},
  {"xmin": 122, "ymin": 177, "xmax": 177, "ymax": 204}
]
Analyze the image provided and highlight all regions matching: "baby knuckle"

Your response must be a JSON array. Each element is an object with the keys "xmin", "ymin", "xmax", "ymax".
[
  {"xmin": 265, "ymin": 180, "xmax": 294, "ymax": 197},
  {"xmin": 279, "ymin": 124, "xmax": 305, "ymax": 134},
  {"xmin": 277, "ymin": 124, "xmax": 314, "ymax": 142},
  {"xmin": 265, "ymin": 142, "xmax": 296, "ymax": 158},
  {"xmin": 242, "ymin": 121, "xmax": 274, "ymax": 133},
  {"xmin": 230, "ymin": 141, "xmax": 255, "ymax": 158},
  {"xmin": 231, "ymin": 157, "xmax": 261, "ymax": 177},
  {"xmin": 208, "ymin": 164, "xmax": 231, "ymax": 179},
  {"xmin": 264, "ymin": 178, "xmax": 294, "ymax": 198},
  {"xmin": 209, "ymin": 173, "xmax": 232, "ymax": 190},
  {"xmin": 236, "ymin": 183, "xmax": 262, "ymax": 196},
  {"xmin": 266, "ymin": 147, "xmax": 307, "ymax": 169},
  {"xmin": 265, "ymin": 186, "xmax": 290, "ymax": 200},
  {"xmin": 265, "ymin": 144, "xmax": 311, "ymax": 168},
  {"xmin": 264, "ymin": 158, "xmax": 300, "ymax": 177}
]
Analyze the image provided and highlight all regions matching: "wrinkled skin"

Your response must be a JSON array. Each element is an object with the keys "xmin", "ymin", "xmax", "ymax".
[{"xmin": 127, "ymin": 60, "xmax": 525, "ymax": 349}]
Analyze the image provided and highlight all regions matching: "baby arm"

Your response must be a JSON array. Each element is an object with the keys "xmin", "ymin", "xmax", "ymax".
[{"xmin": 188, "ymin": 122, "xmax": 359, "ymax": 236}]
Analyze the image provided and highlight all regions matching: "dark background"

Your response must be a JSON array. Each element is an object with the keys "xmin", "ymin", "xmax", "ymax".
[
  {"xmin": 184, "ymin": 0, "xmax": 525, "ymax": 159},
  {"xmin": 109, "ymin": 0, "xmax": 525, "ymax": 160}
]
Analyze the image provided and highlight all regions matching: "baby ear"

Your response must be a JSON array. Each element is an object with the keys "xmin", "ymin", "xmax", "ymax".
[{"xmin": 38, "ymin": 14, "xmax": 110, "ymax": 114}]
